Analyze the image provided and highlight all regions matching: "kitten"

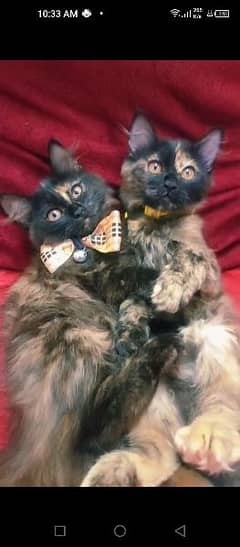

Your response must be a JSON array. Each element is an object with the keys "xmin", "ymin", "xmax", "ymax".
[
  {"xmin": 82, "ymin": 113, "xmax": 240, "ymax": 487},
  {"xmin": 0, "ymin": 140, "xmax": 175, "ymax": 486},
  {"xmin": 45, "ymin": 143, "xmax": 212, "ymax": 487}
]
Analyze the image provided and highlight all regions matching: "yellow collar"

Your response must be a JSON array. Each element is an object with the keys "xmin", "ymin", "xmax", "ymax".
[{"xmin": 124, "ymin": 206, "xmax": 193, "ymax": 220}]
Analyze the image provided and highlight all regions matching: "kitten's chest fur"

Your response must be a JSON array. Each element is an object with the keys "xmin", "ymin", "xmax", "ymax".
[
  {"xmin": 128, "ymin": 218, "xmax": 178, "ymax": 270},
  {"xmin": 127, "ymin": 213, "xmax": 205, "ymax": 263}
]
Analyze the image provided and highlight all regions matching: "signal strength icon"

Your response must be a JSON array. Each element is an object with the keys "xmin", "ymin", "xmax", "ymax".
[
  {"xmin": 181, "ymin": 9, "xmax": 192, "ymax": 18},
  {"xmin": 170, "ymin": 9, "xmax": 181, "ymax": 17}
]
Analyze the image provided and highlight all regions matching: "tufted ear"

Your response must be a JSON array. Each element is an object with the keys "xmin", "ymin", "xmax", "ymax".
[
  {"xmin": 196, "ymin": 129, "xmax": 223, "ymax": 172},
  {"xmin": 102, "ymin": 186, "xmax": 121, "ymax": 216},
  {"xmin": 48, "ymin": 139, "xmax": 79, "ymax": 174},
  {"xmin": 128, "ymin": 112, "xmax": 157, "ymax": 154},
  {"xmin": 0, "ymin": 194, "xmax": 32, "ymax": 226}
]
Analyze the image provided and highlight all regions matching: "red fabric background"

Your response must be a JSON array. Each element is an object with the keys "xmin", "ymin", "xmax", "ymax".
[{"xmin": 0, "ymin": 61, "xmax": 240, "ymax": 448}]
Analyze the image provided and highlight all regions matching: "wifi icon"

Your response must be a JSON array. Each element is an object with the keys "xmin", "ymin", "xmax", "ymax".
[{"xmin": 170, "ymin": 9, "xmax": 181, "ymax": 17}]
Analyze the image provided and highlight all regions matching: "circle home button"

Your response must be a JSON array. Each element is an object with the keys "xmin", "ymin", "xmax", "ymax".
[{"xmin": 113, "ymin": 524, "xmax": 127, "ymax": 538}]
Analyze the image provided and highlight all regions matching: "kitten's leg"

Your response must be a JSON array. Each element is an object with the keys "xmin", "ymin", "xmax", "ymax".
[
  {"xmin": 81, "ymin": 428, "xmax": 179, "ymax": 487},
  {"xmin": 114, "ymin": 297, "xmax": 151, "ymax": 357},
  {"xmin": 89, "ymin": 335, "xmax": 179, "ymax": 447},
  {"xmin": 175, "ymin": 317, "xmax": 240, "ymax": 474},
  {"xmin": 81, "ymin": 383, "xmax": 182, "ymax": 487},
  {"xmin": 91, "ymin": 297, "xmax": 179, "ymax": 447},
  {"xmin": 81, "ymin": 441, "xmax": 177, "ymax": 487},
  {"xmin": 152, "ymin": 243, "xmax": 220, "ymax": 313}
]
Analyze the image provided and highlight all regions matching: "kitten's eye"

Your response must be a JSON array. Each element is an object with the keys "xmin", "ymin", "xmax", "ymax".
[
  {"xmin": 181, "ymin": 166, "xmax": 196, "ymax": 181},
  {"xmin": 47, "ymin": 209, "xmax": 63, "ymax": 222},
  {"xmin": 71, "ymin": 184, "xmax": 82, "ymax": 199},
  {"xmin": 147, "ymin": 160, "xmax": 162, "ymax": 174}
]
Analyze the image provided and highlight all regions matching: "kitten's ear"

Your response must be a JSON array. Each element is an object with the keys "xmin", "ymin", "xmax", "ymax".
[
  {"xmin": 0, "ymin": 194, "xmax": 32, "ymax": 226},
  {"xmin": 128, "ymin": 113, "xmax": 157, "ymax": 154},
  {"xmin": 103, "ymin": 188, "xmax": 121, "ymax": 215},
  {"xmin": 196, "ymin": 129, "xmax": 223, "ymax": 172},
  {"xmin": 48, "ymin": 139, "xmax": 79, "ymax": 174}
]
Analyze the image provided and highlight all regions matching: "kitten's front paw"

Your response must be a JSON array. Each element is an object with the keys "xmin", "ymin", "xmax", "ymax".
[
  {"xmin": 135, "ymin": 336, "xmax": 179, "ymax": 378},
  {"xmin": 114, "ymin": 323, "xmax": 150, "ymax": 358},
  {"xmin": 152, "ymin": 276, "xmax": 183, "ymax": 314},
  {"xmin": 175, "ymin": 419, "xmax": 240, "ymax": 474},
  {"xmin": 119, "ymin": 298, "xmax": 149, "ymax": 322},
  {"xmin": 151, "ymin": 270, "xmax": 197, "ymax": 313},
  {"xmin": 115, "ymin": 299, "xmax": 150, "ymax": 357},
  {"xmin": 81, "ymin": 452, "xmax": 138, "ymax": 487}
]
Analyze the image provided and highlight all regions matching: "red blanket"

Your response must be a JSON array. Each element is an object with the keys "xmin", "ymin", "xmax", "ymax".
[{"xmin": 0, "ymin": 60, "xmax": 240, "ymax": 447}]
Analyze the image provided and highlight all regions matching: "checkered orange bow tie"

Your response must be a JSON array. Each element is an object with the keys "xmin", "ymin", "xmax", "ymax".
[
  {"xmin": 40, "ymin": 210, "xmax": 122, "ymax": 274},
  {"xmin": 82, "ymin": 210, "xmax": 122, "ymax": 253}
]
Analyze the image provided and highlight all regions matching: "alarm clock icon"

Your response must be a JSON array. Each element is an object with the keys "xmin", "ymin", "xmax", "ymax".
[{"xmin": 82, "ymin": 9, "xmax": 92, "ymax": 18}]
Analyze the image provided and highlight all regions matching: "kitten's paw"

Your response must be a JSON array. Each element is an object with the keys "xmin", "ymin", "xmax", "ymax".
[
  {"xmin": 151, "ymin": 277, "xmax": 183, "ymax": 313},
  {"xmin": 115, "ymin": 300, "xmax": 150, "ymax": 357},
  {"xmin": 119, "ymin": 299, "xmax": 149, "ymax": 322},
  {"xmin": 133, "ymin": 335, "xmax": 180, "ymax": 384},
  {"xmin": 81, "ymin": 452, "xmax": 138, "ymax": 487},
  {"xmin": 175, "ymin": 419, "xmax": 240, "ymax": 474},
  {"xmin": 138, "ymin": 336, "xmax": 179, "ymax": 376},
  {"xmin": 114, "ymin": 323, "xmax": 150, "ymax": 358},
  {"xmin": 152, "ymin": 274, "xmax": 196, "ymax": 313}
]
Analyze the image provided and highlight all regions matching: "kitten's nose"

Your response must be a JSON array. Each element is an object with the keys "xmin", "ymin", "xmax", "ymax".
[
  {"xmin": 73, "ymin": 205, "xmax": 84, "ymax": 218},
  {"xmin": 163, "ymin": 176, "xmax": 177, "ymax": 190}
]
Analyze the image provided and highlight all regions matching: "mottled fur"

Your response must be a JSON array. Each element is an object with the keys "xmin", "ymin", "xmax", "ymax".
[
  {"xmin": 0, "ymin": 140, "xmax": 178, "ymax": 486},
  {"xmin": 82, "ymin": 114, "xmax": 240, "ymax": 487}
]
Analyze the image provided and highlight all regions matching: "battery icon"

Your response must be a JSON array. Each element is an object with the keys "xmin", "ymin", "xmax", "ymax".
[{"xmin": 214, "ymin": 9, "xmax": 230, "ymax": 18}]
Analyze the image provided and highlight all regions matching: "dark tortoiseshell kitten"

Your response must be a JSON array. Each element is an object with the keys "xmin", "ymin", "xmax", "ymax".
[
  {"xmin": 0, "ymin": 141, "xmax": 177, "ymax": 486},
  {"xmin": 82, "ymin": 114, "xmax": 240, "ymax": 488}
]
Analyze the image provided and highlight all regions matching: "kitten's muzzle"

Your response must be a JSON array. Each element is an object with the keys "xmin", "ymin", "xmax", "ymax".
[
  {"xmin": 72, "ymin": 204, "xmax": 87, "ymax": 218},
  {"xmin": 163, "ymin": 175, "xmax": 177, "ymax": 191}
]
